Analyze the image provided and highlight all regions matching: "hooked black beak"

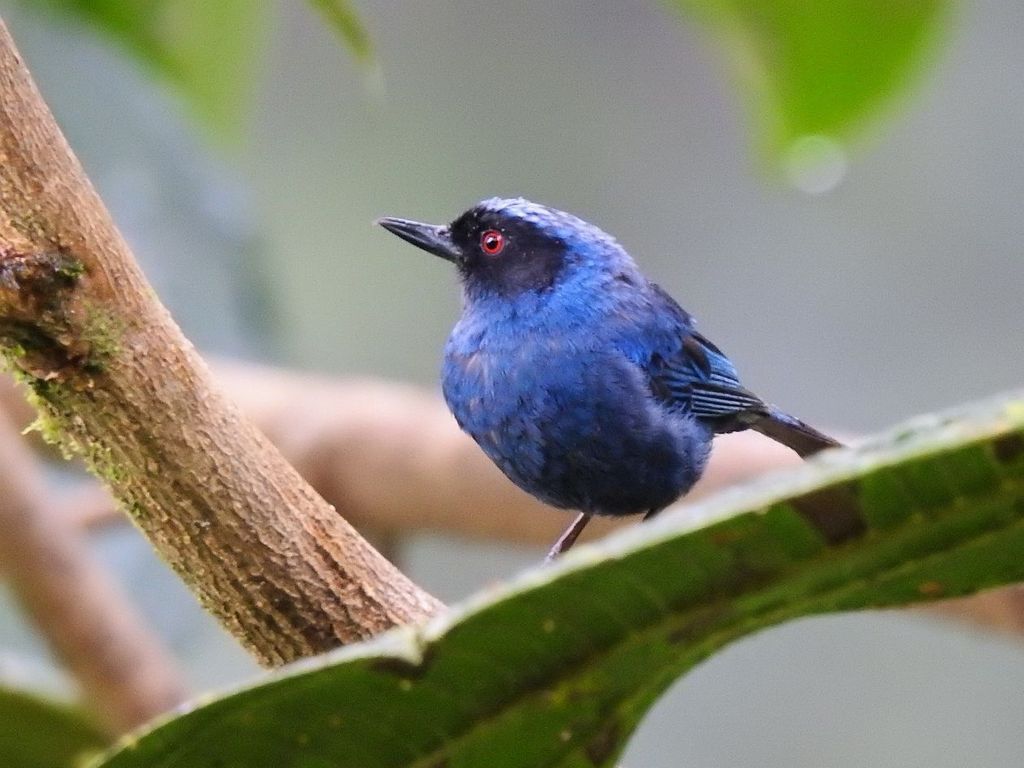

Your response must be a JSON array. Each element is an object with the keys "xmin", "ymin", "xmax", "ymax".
[{"xmin": 376, "ymin": 216, "xmax": 460, "ymax": 263}]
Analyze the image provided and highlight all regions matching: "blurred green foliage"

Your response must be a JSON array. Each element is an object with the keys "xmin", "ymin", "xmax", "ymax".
[
  {"xmin": 25, "ymin": 0, "xmax": 267, "ymax": 142},
  {"xmin": 673, "ymin": 0, "xmax": 949, "ymax": 158},
  {"xmin": 91, "ymin": 392, "xmax": 1024, "ymax": 768},
  {"xmin": 0, "ymin": 686, "xmax": 105, "ymax": 768},
  {"xmin": 308, "ymin": 0, "xmax": 373, "ymax": 64},
  {"xmin": 20, "ymin": 0, "xmax": 947, "ymax": 161}
]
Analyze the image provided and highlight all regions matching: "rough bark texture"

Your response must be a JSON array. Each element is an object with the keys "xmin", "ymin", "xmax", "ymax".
[
  {"xmin": 0, "ymin": 412, "xmax": 186, "ymax": 733},
  {"xmin": 0, "ymin": 19, "xmax": 441, "ymax": 665}
]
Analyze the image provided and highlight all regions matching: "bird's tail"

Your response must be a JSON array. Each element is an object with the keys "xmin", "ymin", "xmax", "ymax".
[{"xmin": 751, "ymin": 407, "xmax": 841, "ymax": 458}]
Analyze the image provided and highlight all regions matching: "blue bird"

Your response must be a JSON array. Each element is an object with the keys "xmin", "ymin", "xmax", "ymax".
[{"xmin": 378, "ymin": 198, "xmax": 839, "ymax": 559}]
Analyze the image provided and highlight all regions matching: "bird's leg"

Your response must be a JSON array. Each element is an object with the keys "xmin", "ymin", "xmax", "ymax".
[
  {"xmin": 545, "ymin": 512, "xmax": 593, "ymax": 562},
  {"xmin": 642, "ymin": 507, "xmax": 664, "ymax": 521}
]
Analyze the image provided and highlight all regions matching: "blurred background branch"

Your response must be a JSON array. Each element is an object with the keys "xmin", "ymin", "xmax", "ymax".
[
  {"xmin": 0, "ymin": 362, "xmax": 806, "ymax": 545},
  {"xmin": 2, "ymin": 361, "xmax": 1021, "ymax": 643},
  {"xmin": 0, "ymin": 409, "xmax": 186, "ymax": 734}
]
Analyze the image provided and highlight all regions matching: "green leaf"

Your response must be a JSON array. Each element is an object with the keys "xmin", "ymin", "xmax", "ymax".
[
  {"xmin": 28, "ymin": 0, "xmax": 268, "ymax": 142},
  {"xmin": 307, "ymin": 0, "xmax": 374, "ymax": 64},
  {"xmin": 672, "ymin": 0, "xmax": 949, "ymax": 162},
  {"xmin": 94, "ymin": 392, "xmax": 1024, "ymax": 768},
  {"xmin": 0, "ymin": 686, "xmax": 106, "ymax": 768}
]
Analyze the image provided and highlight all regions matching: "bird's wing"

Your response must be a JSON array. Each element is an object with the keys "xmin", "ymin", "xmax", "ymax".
[
  {"xmin": 643, "ymin": 284, "xmax": 765, "ymax": 426},
  {"xmin": 651, "ymin": 329, "xmax": 765, "ymax": 423},
  {"xmin": 642, "ymin": 284, "xmax": 840, "ymax": 456}
]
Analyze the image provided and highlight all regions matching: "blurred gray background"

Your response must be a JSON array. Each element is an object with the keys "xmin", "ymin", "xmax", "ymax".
[{"xmin": 1, "ymin": 1, "xmax": 1023, "ymax": 766}]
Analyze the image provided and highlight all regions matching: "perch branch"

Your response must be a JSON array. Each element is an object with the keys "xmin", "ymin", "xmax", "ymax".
[
  {"xmin": 0, "ymin": 18, "xmax": 441, "ymax": 665},
  {"xmin": 0, "ymin": 412, "xmax": 186, "ymax": 733}
]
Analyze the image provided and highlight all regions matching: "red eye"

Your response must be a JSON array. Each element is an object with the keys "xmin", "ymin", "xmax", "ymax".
[{"xmin": 480, "ymin": 229, "xmax": 505, "ymax": 256}]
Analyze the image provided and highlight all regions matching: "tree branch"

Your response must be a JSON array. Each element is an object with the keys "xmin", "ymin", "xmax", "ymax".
[{"xmin": 0, "ymin": 18, "xmax": 441, "ymax": 665}]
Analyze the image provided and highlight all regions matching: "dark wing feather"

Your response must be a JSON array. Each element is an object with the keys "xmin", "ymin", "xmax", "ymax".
[
  {"xmin": 653, "ymin": 329, "xmax": 766, "ymax": 427},
  {"xmin": 641, "ymin": 284, "xmax": 757, "ymax": 425},
  {"xmin": 644, "ymin": 285, "xmax": 839, "ymax": 456}
]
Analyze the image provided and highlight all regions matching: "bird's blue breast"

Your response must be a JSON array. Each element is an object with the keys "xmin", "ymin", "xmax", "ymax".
[{"xmin": 441, "ymin": 275, "xmax": 713, "ymax": 516}]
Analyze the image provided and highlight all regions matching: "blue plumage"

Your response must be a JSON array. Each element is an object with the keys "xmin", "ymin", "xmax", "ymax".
[{"xmin": 379, "ymin": 198, "xmax": 838, "ymax": 557}]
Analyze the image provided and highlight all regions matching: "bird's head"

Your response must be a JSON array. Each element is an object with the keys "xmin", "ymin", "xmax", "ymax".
[{"xmin": 378, "ymin": 198, "xmax": 633, "ymax": 299}]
